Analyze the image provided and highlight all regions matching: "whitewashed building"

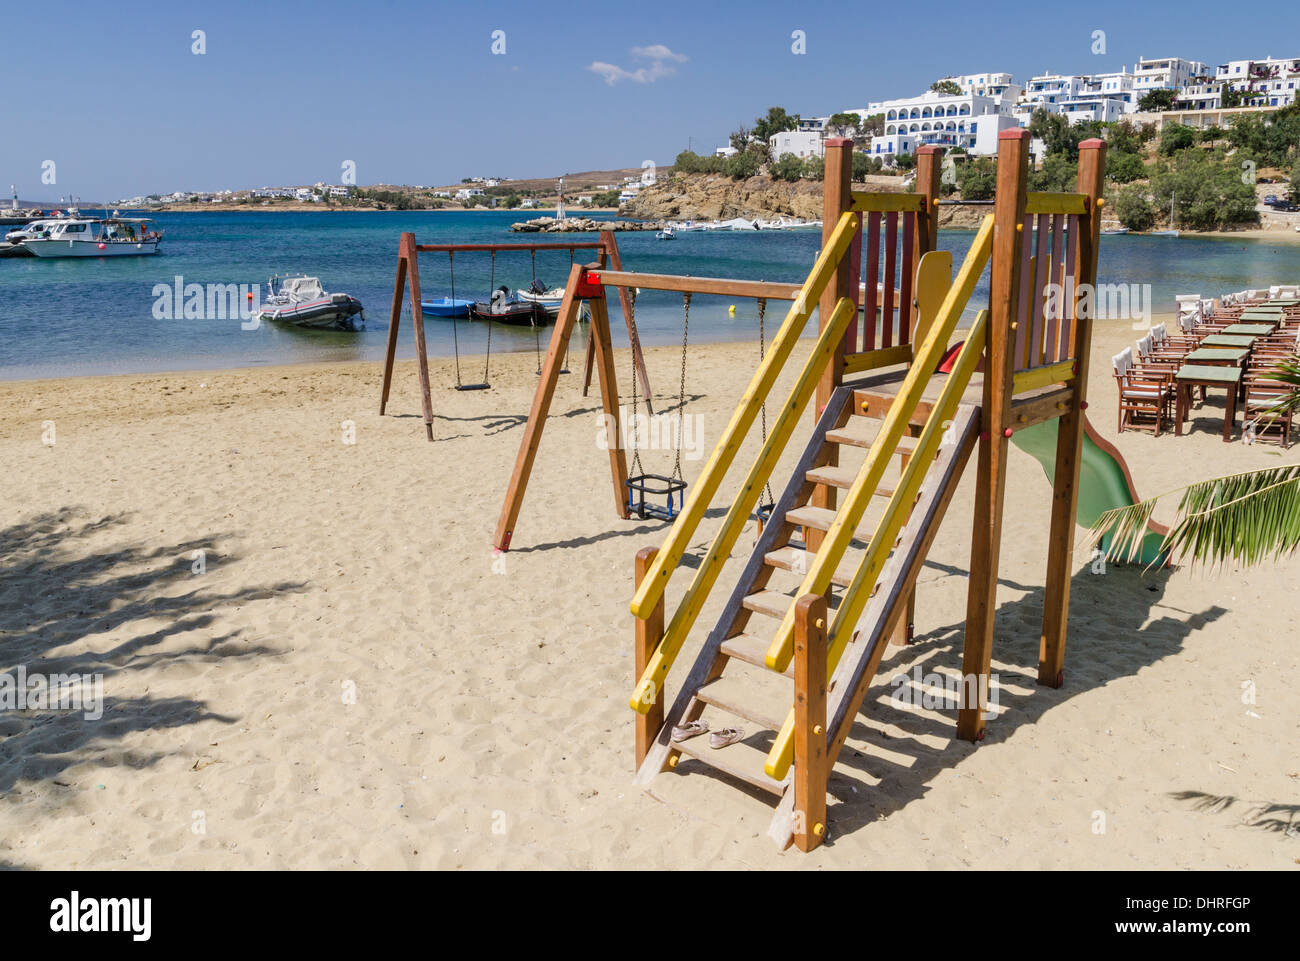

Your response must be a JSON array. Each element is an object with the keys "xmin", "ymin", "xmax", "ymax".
[
  {"xmin": 1216, "ymin": 56, "xmax": 1300, "ymax": 108},
  {"xmin": 939, "ymin": 72, "xmax": 1021, "ymax": 105},
  {"xmin": 867, "ymin": 90, "xmax": 1017, "ymax": 160},
  {"xmin": 769, "ymin": 129, "xmax": 824, "ymax": 159},
  {"xmin": 1133, "ymin": 56, "xmax": 1208, "ymax": 94}
]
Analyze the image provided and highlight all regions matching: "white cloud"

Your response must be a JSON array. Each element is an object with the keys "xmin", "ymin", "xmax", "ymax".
[{"xmin": 588, "ymin": 44, "xmax": 687, "ymax": 85}]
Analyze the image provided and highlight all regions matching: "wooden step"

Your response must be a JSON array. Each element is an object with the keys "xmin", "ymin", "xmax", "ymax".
[
  {"xmin": 742, "ymin": 589, "xmax": 795, "ymax": 619},
  {"xmin": 763, "ymin": 546, "xmax": 854, "ymax": 589},
  {"xmin": 696, "ymin": 675, "xmax": 789, "ymax": 732},
  {"xmin": 719, "ymin": 632, "xmax": 795, "ymax": 678},
  {"xmin": 805, "ymin": 463, "xmax": 897, "ymax": 497},
  {"xmin": 671, "ymin": 732, "xmax": 786, "ymax": 796},
  {"xmin": 784, "ymin": 505, "xmax": 840, "ymax": 532},
  {"xmin": 825, "ymin": 417, "xmax": 921, "ymax": 454}
]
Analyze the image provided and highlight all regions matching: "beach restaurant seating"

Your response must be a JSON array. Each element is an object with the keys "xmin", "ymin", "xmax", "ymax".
[
  {"xmin": 1243, "ymin": 374, "xmax": 1294, "ymax": 448},
  {"xmin": 1113, "ymin": 346, "xmax": 1171, "ymax": 436}
]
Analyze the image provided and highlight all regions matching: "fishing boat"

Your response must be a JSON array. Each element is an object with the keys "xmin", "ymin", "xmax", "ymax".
[
  {"xmin": 655, "ymin": 227, "xmax": 675, "ymax": 240},
  {"xmin": 1100, "ymin": 221, "xmax": 1129, "ymax": 235},
  {"xmin": 420, "ymin": 297, "xmax": 474, "ymax": 318},
  {"xmin": 471, "ymin": 285, "xmax": 543, "ymax": 325},
  {"xmin": 21, "ymin": 217, "xmax": 162, "ymax": 257},
  {"xmin": 254, "ymin": 274, "xmax": 364, "ymax": 330}
]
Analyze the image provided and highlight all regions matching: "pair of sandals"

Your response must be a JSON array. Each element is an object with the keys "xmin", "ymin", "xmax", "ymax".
[{"xmin": 671, "ymin": 719, "xmax": 744, "ymax": 749}]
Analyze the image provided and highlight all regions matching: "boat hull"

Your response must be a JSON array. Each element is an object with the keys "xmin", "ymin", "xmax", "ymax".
[
  {"xmin": 22, "ymin": 239, "xmax": 160, "ymax": 257},
  {"xmin": 257, "ymin": 295, "xmax": 364, "ymax": 330},
  {"xmin": 421, "ymin": 298, "xmax": 474, "ymax": 318}
]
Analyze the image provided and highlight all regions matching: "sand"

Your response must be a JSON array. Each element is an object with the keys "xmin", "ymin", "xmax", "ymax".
[{"xmin": 1, "ymin": 320, "xmax": 1297, "ymax": 869}]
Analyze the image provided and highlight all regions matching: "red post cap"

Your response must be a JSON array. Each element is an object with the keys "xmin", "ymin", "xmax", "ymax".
[
  {"xmin": 999, "ymin": 128, "xmax": 1030, "ymax": 141},
  {"xmin": 823, "ymin": 136, "xmax": 853, "ymax": 148}
]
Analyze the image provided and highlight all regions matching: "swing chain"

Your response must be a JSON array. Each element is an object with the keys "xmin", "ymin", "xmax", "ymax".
[
  {"xmin": 672, "ymin": 292, "xmax": 690, "ymax": 483},
  {"xmin": 627, "ymin": 288, "xmax": 645, "ymax": 478}
]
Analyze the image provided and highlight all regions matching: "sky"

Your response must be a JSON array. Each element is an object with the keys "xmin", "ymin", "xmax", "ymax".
[{"xmin": 1, "ymin": 0, "xmax": 1285, "ymax": 201}]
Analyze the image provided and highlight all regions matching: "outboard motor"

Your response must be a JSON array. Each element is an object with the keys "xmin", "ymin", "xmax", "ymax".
[{"xmin": 491, "ymin": 285, "xmax": 510, "ymax": 307}]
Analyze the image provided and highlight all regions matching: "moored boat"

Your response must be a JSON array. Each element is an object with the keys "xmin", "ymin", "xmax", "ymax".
[
  {"xmin": 21, "ymin": 217, "xmax": 162, "ymax": 257},
  {"xmin": 255, "ymin": 274, "xmax": 364, "ymax": 330},
  {"xmin": 420, "ymin": 297, "xmax": 474, "ymax": 318},
  {"xmin": 471, "ymin": 285, "xmax": 543, "ymax": 325}
]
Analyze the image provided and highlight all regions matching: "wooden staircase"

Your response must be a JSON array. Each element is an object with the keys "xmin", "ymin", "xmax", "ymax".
[{"xmin": 633, "ymin": 377, "xmax": 981, "ymax": 846}]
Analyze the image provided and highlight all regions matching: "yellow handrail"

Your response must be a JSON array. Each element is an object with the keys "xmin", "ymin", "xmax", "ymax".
[
  {"xmin": 629, "ymin": 210, "xmax": 860, "ymax": 622},
  {"xmin": 763, "ymin": 214, "xmax": 995, "ymax": 675},
  {"xmin": 763, "ymin": 310, "xmax": 989, "ymax": 779},
  {"xmin": 630, "ymin": 296, "xmax": 858, "ymax": 713}
]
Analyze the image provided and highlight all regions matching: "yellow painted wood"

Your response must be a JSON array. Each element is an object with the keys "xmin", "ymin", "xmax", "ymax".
[
  {"xmin": 1012, "ymin": 360, "xmax": 1076, "ymax": 394},
  {"xmin": 843, "ymin": 344, "xmax": 912, "ymax": 374},
  {"xmin": 762, "ymin": 215, "xmax": 994, "ymax": 676},
  {"xmin": 765, "ymin": 311, "xmax": 989, "ymax": 779},
  {"xmin": 629, "ymin": 297, "xmax": 857, "ymax": 713},
  {"xmin": 850, "ymin": 192, "xmax": 926, "ymax": 213},
  {"xmin": 629, "ymin": 211, "xmax": 860, "ymax": 623},
  {"xmin": 1024, "ymin": 192, "xmax": 1088, "ymax": 215},
  {"xmin": 911, "ymin": 250, "xmax": 953, "ymax": 350}
]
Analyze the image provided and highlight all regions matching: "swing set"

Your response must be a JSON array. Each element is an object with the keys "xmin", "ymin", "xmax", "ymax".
[
  {"xmin": 494, "ymin": 265, "xmax": 806, "ymax": 552},
  {"xmin": 378, "ymin": 231, "xmax": 653, "ymax": 440}
]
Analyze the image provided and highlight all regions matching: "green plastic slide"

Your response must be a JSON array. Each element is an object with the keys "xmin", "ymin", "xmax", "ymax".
[{"xmin": 1010, "ymin": 414, "xmax": 1168, "ymax": 566}]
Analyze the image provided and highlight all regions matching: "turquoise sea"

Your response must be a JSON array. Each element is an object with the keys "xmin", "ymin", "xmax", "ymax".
[{"xmin": 1, "ymin": 209, "xmax": 1298, "ymax": 380}]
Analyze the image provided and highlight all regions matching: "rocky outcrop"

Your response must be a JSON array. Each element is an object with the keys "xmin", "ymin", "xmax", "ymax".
[
  {"xmin": 510, "ymin": 217, "xmax": 662, "ymax": 232},
  {"xmin": 623, "ymin": 174, "xmax": 825, "ymax": 222}
]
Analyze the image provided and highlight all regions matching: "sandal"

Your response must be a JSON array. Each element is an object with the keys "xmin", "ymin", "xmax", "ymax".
[
  {"xmin": 671, "ymin": 720, "xmax": 710, "ymax": 743},
  {"xmin": 709, "ymin": 727, "xmax": 745, "ymax": 749}
]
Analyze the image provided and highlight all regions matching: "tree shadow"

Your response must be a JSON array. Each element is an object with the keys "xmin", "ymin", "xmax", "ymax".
[
  {"xmin": 1169, "ymin": 790, "xmax": 1300, "ymax": 838},
  {"xmin": 0, "ymin": 507, "xmax": 307, "ymax": 800},
  {"xmin": 813, "ymin": 560, "xmax": 1228, "ymax": 844}
]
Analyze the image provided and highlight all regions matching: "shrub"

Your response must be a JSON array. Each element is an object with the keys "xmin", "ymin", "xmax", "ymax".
[
  {"xmin": 772, "ymin": 152, "xmax": 803, "ymax": 182},
  {"xmin": 1107, "ymin": 151, "xmax": 1147, "ymax": 183},
  {"xmin": 801, "ymin": 156, "xmax": 824, "ymax": 181},
  {"xmin": 955, "ymin": 157, "xmax": 996, "ymax": 201},
  {"xmin": 1113, "ymin": 184, "xmax": 1156, "ymax": 231}
]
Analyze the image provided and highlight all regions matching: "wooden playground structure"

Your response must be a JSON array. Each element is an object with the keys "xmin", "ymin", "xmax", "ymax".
[{"xmin": 611, "ymin": 132, "xmax": 1110, "ymax": 851}]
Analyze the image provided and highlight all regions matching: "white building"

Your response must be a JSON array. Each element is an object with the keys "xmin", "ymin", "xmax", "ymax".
[
  {"xmin": 1215, "ymin": 56, "xmax": 1300, "ymax": 108},
  {"xmin": 868, "ymin": 90, "xmax": 1014, "ymax": 159},
  {"xmin": 714, "ymin": 145, "xmax": 737, "ymax": 158},
  {"xmin": 328, "ymin": 185, "xmax": 350, "ymax": 198},
  {"xmin": 769, "ymin": 129, "xmax": 824, "ymax": 159},
  {"xmin": 939, "ymin": 72, "xmax": 1022, "ymax": 105},
  {"xmin": 1133, "ymin": 56, "xmax": 1208, "ymax": 94},
  {"xmin": 454, "ymin": 187, "xmax": 484, "ymax": 201}
]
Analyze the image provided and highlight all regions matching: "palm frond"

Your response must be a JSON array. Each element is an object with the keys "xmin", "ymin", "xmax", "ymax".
[{"xmin": 1095, "ymin": 466, "xmax": 1300, "ymax": 569}]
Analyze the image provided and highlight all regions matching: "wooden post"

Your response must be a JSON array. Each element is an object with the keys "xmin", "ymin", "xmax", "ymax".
[
  {"xmin": 957, "ymin": 129, "xmax": 1029, "ymax": 741},
  {"xmin": 912, "ymin": 146, "xmax": 943, "ymax": 338},
  {"xmin": 793, "ymin": 593, "xmax": 828, "ymax": 853},
  {"xmin": 635, "ymin": 547, "xmax": 665, "ymax": 769},
  {"xmin": 378, "ymin": 234, "xmax": 410, "ymax": 416},
  {"xmin": 811, "ymin": 138, "xmax": 854, "ymax": 551},
  {"xmin": 494, "ymin": 263, "xmax": 598, "ymax": 551},
  {"xmin": 602, "ymin": 231, "xmax": 653, "ymax": 408},
  {"xmin": 403, "ymin": 234, "xmax": 436, "ymax": 442},
  {"xmin": 1038, "ymin": 138, "xmax": 1107, "ymax": 688},
  {"xmin": 587, "ymin": 295, "xmax": 631, "ymax": 519}
]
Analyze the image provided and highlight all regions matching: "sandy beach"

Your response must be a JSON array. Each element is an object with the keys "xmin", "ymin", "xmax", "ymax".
[{"xmin": 1, "ymin": 320, "xmax": 1297, "ymax": 870}]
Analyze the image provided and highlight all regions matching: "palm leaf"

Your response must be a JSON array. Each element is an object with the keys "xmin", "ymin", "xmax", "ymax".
[{"xmin": 1096, "ymin": 466, "xmax": 1300, "ymax": 569}]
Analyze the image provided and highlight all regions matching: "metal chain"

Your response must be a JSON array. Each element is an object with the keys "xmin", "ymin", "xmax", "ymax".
[
  {"xmin": 671, "ymin": 293, "xmax": 690, "ymax": 482},
  {"xmin": 627, "ymin": 288, "xmax": 644, "ymax": 477},
  {"xmin": 757, "ymin": 298, "xmax": 774, "ymax": 506}
]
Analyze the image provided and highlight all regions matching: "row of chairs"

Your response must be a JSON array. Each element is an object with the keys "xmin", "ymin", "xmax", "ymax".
[{"xmin": 1114, "ymin": 311, "xmax": 1298, "ymax": 446}]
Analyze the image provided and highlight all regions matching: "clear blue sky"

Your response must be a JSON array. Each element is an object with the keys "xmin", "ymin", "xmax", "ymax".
[{"xmin": 2, "ymin": 0, "xmax": 1273, "ymax": 200}]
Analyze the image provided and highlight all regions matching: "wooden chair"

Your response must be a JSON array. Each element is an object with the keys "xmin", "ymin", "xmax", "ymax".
[
  {"xmin": 1113, "ymin": 347, "xmax": 1171, "ymax": 436},
  {"xmin": 1243, "ymin": 374, "xmax": 1294, "ymax": 448}
]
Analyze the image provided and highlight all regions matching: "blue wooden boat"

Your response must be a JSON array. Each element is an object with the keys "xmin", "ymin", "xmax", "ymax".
[{"xmin": 421, "ymin": 297, "xmax": 474, "ymax": 318}]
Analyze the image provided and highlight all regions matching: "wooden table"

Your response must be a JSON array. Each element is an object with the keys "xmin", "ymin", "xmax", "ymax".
[
  {"xmin": 1223, "ymin": 323, "xmax": 1277, "ymax": 336},
  {"xmin": 1184, "ymin": 348, "xmax": 1249, "ymax": 400},
  {"xmin": 1175, "ymin": 364, "xmax": 1242, "ymax": 441},
  {"xmin": 1201, "ymin": 334, "xmax": 1256, "ymax": 348}
]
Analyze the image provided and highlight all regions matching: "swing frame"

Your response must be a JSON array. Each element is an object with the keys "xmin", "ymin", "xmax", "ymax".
[
  {"xmin": 494, "ymin": 266, "xmax": 806, "ymax": 552},
  {"xmin": 378, "ymin": 231, "xmax": 652, "ymax": 440}
]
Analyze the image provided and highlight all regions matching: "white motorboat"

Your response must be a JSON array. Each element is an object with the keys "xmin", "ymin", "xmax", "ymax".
[
  {"xmin": 517, "ymin": 279, "xmax": 591, "ymax": 320},
  {"xmin": 655, "ymin": 227, "xmax": 675, "ymax": 240},
  {"xmin": 4, "ymin": 219, "xmax": 57, "ymax": 243},
  {"xmin": 21, "ymin": 217, "xmax": 162, "ymax": 257},
  {"xmin": 254, "ymin": 274, "xmax": 364, "ymax": 330}
]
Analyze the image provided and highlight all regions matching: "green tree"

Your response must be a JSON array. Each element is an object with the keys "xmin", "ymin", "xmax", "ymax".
[
  {"xmin": 860, "ymin": 113, "xmax": 885, "ymax": 138},
  {"xmin": 1137, "ymin": 88, "xmax": 1176, "ymax": 112},
  {"xmin": 1158, "ymin": 123, "xmax": 1196, "ymax": 156},
  {"xmin": 851, "ymin": 150, "xmax": 881, "ymax": 180},
  {"xmin": 1150, "ymin": 149, "xmax": 1259, "ymax": 229},
  {"xmin": 930, "ymin": 79, "xmax": 962, "ymax": 96},
  {"xmin": 594, "ymin": 189, "xmax": 621, "ymax": 207},
  {"xmin": 752, "ymin": 107, "xmax": 799, "ymax": 144},
  {"xmin": 801, "ymin": 156, "xmax": 825, "ymax": 181},
  {"xmin": 1107, "ymin": 151, "xmax": 1147, "ymax": 183},
  {"xmin": 1291, "ymin": 161, "xmax": 1300, "ymax": 203},
  {"xmin": 827, "ymin": 112, "xmax": 861, "ymax": 137},
  {"xmin": 1106, "ymin": 119, "xmax": 1144, "ymax": 154},
  {"xmin": 725, "ymin": 148, "xmax": 761, "ymax": 179},
  {"xmin": 1112, "ymin": 184, "xmax": 1156, "ymax": 231},
  {"xmin": 772, "ymin": 152, "xmax": 803, "ymax": 182},
  {"xmin": 1029, "ymin": 109, "xmax": 1101, "ymax": 160},
  {"xmin": 955, "ymin": 157, "xmax": 997, "ymax": 200},
  {"xmin": 1031, "ymin": 154, "xmax": 1078, "ymax": 192},
  {"xmin": 894, "ymin": 152, "xmax": 916, "ymax": 171}
]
